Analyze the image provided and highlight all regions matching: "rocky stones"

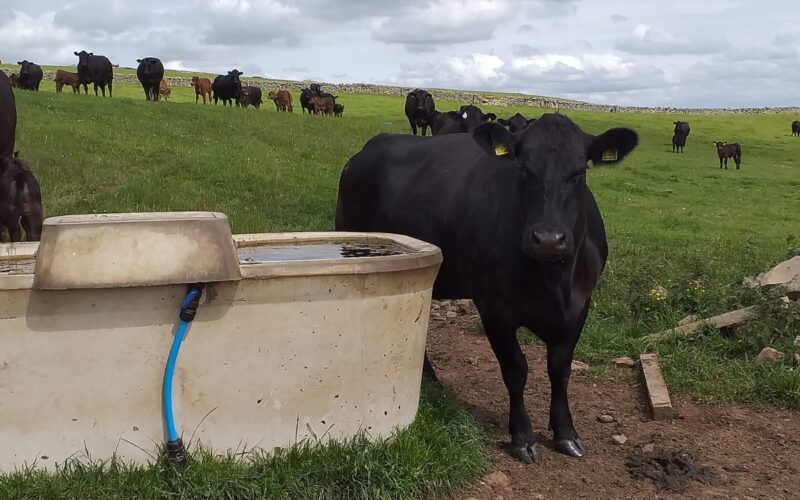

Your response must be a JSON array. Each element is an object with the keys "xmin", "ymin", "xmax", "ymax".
[
  {"xmin": 613, "ymin": 356, "xmax": 636, "ymax": 368},
  {"xmin": 755, "ymin": 347, "xmax": 785, "ymax": 366},
  {"xmin": 571, "ymin": 360, "xmax": 590, "ymax": 372},
  {"xmin": 678, "ymin": 315, "xmax": 700, "ymax": 326},
  {"xmin": 597, "ymin": 414, "xmax": 615, "ymax": 423},
  {"xmin": 642, "ymin": 443, "xmax": 655, "ymax": 453},
  {"xmin": 446, "ymin": 311, "xmax": 458, "ymax": 319},
  {"xmin": 612, "ymin": 434, "xmax": 628, "ymax": 445}
]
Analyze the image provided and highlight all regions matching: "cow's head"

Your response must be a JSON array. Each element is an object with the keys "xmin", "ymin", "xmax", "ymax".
[
  {"xmin": 473, "ymin": 113, "xmax": 638, "ymax": 261},
  {"xmin": 498, "ymin": 113, "xmax": 537, "ymax": 133},
  {"xmin": 712, "ymin": 141, "xmax": 727, "ymax": 152},
  {"xmin": 459, "ymin": 105, "xmax": 496, "ymax": 132},
  {"xmin": 17, "ymin": 61, "xmax": 32, "ymax": 76},
  {"xmin": 74, "ymin": 51, "xmax": 93, "ymax": 70},
  {"xmin": 228, "ymin": 69, "xmax": 244, "ymax": 91},
  {"xmin": 137, "ymin": 58, "xmax": 160, "ymax": 77},
  {"xmin": 408, "ymin": 89, "xmax": 433, "ymax": 111}
]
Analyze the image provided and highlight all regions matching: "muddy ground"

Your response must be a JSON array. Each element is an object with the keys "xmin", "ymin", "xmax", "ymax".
[{"xmin": 425, "ymin": 308, "xmax": 800, "ymax": 500}]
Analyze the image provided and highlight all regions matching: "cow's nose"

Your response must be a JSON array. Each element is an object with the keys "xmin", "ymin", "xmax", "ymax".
[{"xmin": 531, "ymin": 231, "xmax": 567, "ymax": 256}]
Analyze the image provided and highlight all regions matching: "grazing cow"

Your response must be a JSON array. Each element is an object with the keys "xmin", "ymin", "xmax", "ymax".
[
  {"xmin": 9, "ymin": 73, "xmax": 20, "ymax": 88},
  {"xmin": 792, "ymin": 120, "xmax": 800, "ymax": 137},
  {"xmin": 0, "ymin": 72, "xmax": 16, "ymax": 158},
  {"xmin": 498, "ymin": 112, "xmax": 537, "ymax": 133},
  {"xmin": 159, "ymin": 79, "xmax": 171, "ymax": 101},
  {"xmin": 74, "ymin": 51, "xmax": 114, "ymax": 97},
  {"xmin": 310, "ymin": 96, "xmax": 335, "ymax": 116},
  {"xmin": 404, "ymin": 88, "xmax": 436, "ymax": 136},
  {"xmin": 336, "ymin": 114, "xmax": 638, "ymax": 463},
  {"xmin": 712, "ymin": 141, "xmax": 742, "ymax": 169},
  {"xmin": 191, "ymin": 76, "xmax": 213, "ymax": 104},
  {"xmin": 16, "ymin": 61, "xmax": 43, "ymax": 91},
  {"xmin": 212, "ymin": 70, "xmax": 243, "ymax": 106},
  {"xmin": 136, "ymin": 57, "xmax": 164, "ymax": 101},
  {"xmin": 431, "ymin": 105, "xmax": 497, "ymax": 135},
  {"xmin": 238, "ymin": 86, "xmax": 263, "ymax": 108},
  {"xmin": 334, "ymin": 103, "xmax": 345, "ymax": 118},
  {"xmin": 672, "ymin": 121, "xmax": 690, "ymax": 153},
  {"xmin": 55, "ymin": 70, "xmax": 81, "ymax": 93},
  {"xmin": 0, "ymin": 153, "xmax": 43, "ymax": 242},
  {"xmin": 268, "ymin": 90, "xmax": 293, "ymax": 112}
]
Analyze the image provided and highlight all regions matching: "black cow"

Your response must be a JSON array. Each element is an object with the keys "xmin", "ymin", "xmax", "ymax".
[
  {"xmin": 0, "ymin": 153, "xmax": 43, "ymax": 242},
  {"xmin": 672, "ymin": 121, "xmax": 690, "ymax": 153},
  {"xmin": 336, "ymin": 114, "xmax": 638, "ymax": 464},
  {"xmin": 404, "ymin": 88, "xmax": 436, "ymax": 136},
  {"xmin": 74, "ymin": 51, "xmax": 114, "ymax": 97},
  {"xmin": 792, "ymin": 120, "xmax": 800, "ymax": 137},
  {"xmin": 431, "ymin": 105, "xmax": 497, "ymax": 135},
  {"xmin": 16, "ymin": 61, "xmax": 43, "ymax": 91},
  {"xmin": 136, "ymin": 57, "xmax": 164, "ymax": 101},
  {"xmin": 300, "ymin": 88, "xmax": 315, "ymax": 114},
  {"xmin": 498, "ymin": 112, "xmax": 536, "ymax": 133},
  {"xmin": 712, "ymin": 141, "xmax": 742, "ymax": 169},
  {"xmin": 212, "ymin": 70, "xmax": 243, "ymax": 107},
  {"xmin": 0, "ymin": 72, "xmax": 16, "ymax": 158},
  {"xmin": 334, "ymin": 103, "xmax": 345, "ymax": 117}
]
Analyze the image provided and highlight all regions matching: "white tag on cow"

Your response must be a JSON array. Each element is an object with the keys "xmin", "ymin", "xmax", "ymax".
[{"xmin": 462, "ymin": 111, "xmax": 468, "ymax": 119}]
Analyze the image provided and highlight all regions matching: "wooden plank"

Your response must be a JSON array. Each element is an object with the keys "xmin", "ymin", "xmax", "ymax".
[
  {"xmin": 639, "ymin": 353, "xmax": 673, "ymax": 421},
  {"xmin": 644, "ymin": 306, "xmax": 759, "ymax": 342}
]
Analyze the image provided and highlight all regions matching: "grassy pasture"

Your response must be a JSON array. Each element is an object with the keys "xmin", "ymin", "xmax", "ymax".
[{"xmin": 2, "ymin": 75, "xmax": 799, "ymax": 497}]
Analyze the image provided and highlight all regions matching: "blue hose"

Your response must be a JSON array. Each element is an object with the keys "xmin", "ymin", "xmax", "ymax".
[
  {"xmin": 162, "ymin": 286, "xmax": 202, "ymax": 464},
  {"xmin": 163, "ymin": 319, "xmax": 190, "ymax": 442}
]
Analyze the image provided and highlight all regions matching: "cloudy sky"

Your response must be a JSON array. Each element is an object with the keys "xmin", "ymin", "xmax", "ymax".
[{"xmin": 1, "ymin": 0, "xmax": 798, "ymax": 107}]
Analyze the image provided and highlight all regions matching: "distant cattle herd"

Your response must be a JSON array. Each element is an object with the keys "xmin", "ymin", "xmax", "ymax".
[{"xmin": 1, "ymin": 52, "xmax": 799, "ymax": 243}]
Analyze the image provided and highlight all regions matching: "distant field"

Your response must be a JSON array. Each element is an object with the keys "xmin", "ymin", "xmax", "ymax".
[{"xmin": 3, "ymin": 76, "xmax": 799, "ymax": 497}]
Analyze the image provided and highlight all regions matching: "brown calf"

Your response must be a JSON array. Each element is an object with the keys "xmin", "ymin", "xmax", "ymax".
[
  {"xmin": 267, "ymin": 89, "xmax": 293, "ymax": 112},
  {"xmin": 55, "ymin": 70, "xmax": 81, "ymax": 93},
  {"xmin": 191, "ymin": 76, "xmax": 212, "ymax": 104},
  {"xmin": 159, "ymin": 78, "xmax": 171, "ymax": 100},
  {"xmin": 310, "ymin": 96, "xmax": 334, "ymax": 116}
]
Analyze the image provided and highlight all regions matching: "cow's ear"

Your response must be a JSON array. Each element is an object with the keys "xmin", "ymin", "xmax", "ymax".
[
  {"xmin": 89, "ymin": 52, "xmax": 93, "ymax": 56},
  {"xmin": 74, "ymin": 51, "xmax": 80, "ymax": 56},
  {"xmin": 527, "ymin": 118, "xmax": 537, "ymax": 125},
  {"xmin": 136, "ymin": 59, "xmax": 142, "ymax": 63},
  {"xmin": 589, "ymin": 128, "xmax": 638, "ymax": 165},
  {"xmin": 497, "ymin": 118, "xmax": 510, "ymax": 126},
  {"xmin": 473, "ymin": 122, "xmax": 516, "ymax": 160},
  {"xmin": 483, "ymin": 113, "xmax": 497, "ymax": 122}
]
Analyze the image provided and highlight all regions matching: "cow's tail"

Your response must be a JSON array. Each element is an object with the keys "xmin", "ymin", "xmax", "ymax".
[{"xmin": 736, "ymin": 144, "xmax": 742, "ymax": 163}]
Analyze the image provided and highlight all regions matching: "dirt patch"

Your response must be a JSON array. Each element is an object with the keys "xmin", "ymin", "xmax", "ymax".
[
  {"xmin": 628, "ymin": 452, "xmax": 718, "ymax": 491},
  {"xmin": 426, "ymin": 310, "xmax": 800, "ymax": 499}
]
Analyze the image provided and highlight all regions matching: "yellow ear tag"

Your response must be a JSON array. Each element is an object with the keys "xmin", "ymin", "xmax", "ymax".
[
  {"xmin": 494, "ymin": 144, "xmax": 509, "ymax": 156},
  {"xmin": 602, "ymin": 149, "xmax": 618, "ymax": 161}
]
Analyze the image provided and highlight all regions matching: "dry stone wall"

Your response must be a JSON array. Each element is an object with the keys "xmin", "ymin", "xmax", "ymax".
[{"xmin": 15, "ymin": 69, "xmax": 800, "ymax": 115}]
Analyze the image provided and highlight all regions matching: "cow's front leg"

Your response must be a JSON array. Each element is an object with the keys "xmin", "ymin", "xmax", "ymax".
[
  {"xmin": 545, "ymin": 303, "xmax": 588, "ymax": 458},
  {"xmin": 482, "ymin": 312, "xmax": 541, "ymax": 464}
]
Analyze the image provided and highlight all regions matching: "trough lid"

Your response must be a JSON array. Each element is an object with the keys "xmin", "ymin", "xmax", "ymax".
[{"xmin": 33, "ymin": 211, "xmax": 243, "ymax": 290}]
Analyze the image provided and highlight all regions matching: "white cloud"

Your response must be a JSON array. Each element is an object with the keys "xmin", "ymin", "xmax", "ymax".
[
  {"xmin": 616, "ymin": 24, "xmax": 730, "ymax": 55},
  {"xmin": 372, "ymin": 0, "xmax": 516, "ymax": 51}
]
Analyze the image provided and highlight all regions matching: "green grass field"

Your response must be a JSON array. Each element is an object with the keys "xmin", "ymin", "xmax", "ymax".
[{"xmin": 2, "ymin": 74, "xmax": 800, "ymax": 498}]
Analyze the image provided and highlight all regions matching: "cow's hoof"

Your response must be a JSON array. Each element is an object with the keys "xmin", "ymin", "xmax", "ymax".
[
  {"xmin": 555, "ymin": 438, "xmax": 586, "ymax": 458},
  {"xmin": 510, "ymin": 443, "xmax": 543, "ymax": 464}
]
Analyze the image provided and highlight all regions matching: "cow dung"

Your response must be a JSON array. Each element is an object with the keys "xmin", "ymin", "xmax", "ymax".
[{"xmin": 627, "ymin": 452, "xmax": 718, "ymax": 491}]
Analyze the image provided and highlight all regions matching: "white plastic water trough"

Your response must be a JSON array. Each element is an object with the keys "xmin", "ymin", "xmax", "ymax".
[{"xmin": 0, "ymin": 212, "xmax": 442, "ymax": 471}]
